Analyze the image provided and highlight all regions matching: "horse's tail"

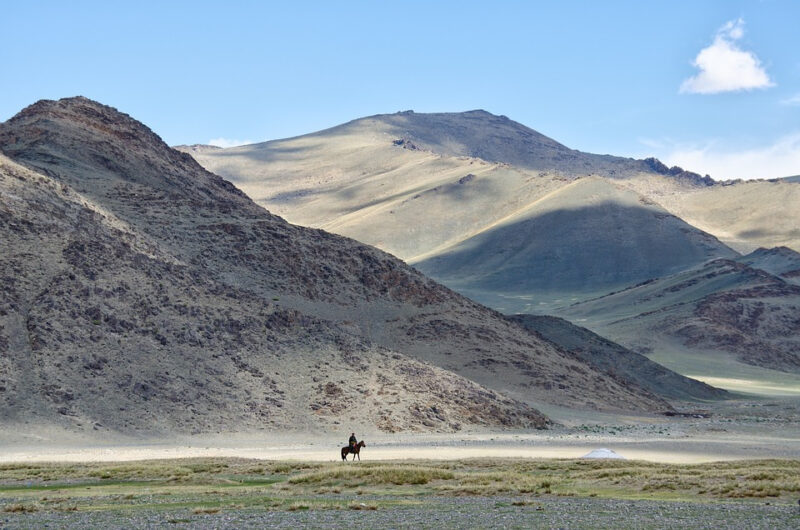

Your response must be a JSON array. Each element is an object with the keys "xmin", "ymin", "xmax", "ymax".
[{"xmin": 341, "ymin": 446, "xmax": 348, "ymax": 461}]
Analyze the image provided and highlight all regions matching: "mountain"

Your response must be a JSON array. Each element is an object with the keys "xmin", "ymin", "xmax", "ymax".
[
  {"xmin": 181, "ymin": 109, "xmax": 800, "ymax": 382},
  {"xmin": 183, "ymin": 109, "xmax": 800, "ymax": 259},
  {"xmin": 560, "ymin": 259, "xmax": 800, "ymax": 374},
  {"xmin": 736, "ymin": 247, "xmax": 800, "ymax": 283},
  {"xmin": 2, "ymin": 151, "xmax": 555, "ymax": 435},
  {"xmin": 617, "ymin": 174, "xmax": 800, "ymax": 254},
  {"xmin": 182, "ymin": 110, "xmax": 738, "ymax": 310},
  {"xmin": 507, "ymin": 315, "xmax": 728, "ymax": 401},
  {"xmin": 0, "ymin": 98, "xmax": 677, "ymax": 437},
  {"xmin": 309, "ymin": 109, "xmax": 657, "ymax": 176},
  {"xmin": 414, "ymin": 176, "xmax": 737, "ymax": 312}
]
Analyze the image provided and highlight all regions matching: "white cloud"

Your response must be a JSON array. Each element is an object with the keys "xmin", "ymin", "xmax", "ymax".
[
  {"xmin": 780, "ymin": 93, "xmax": 800, "ymax": 106},
  {"xmin": 207, "ymin": 137, "xmax": 255, "ymax": 148},
  {"xmin": 657, "ymin": 133, "xmax": 800, "ymax": 180},
  {"xmin": 680, "ymin": 18, "xmax": 774, "ymax": 94}
]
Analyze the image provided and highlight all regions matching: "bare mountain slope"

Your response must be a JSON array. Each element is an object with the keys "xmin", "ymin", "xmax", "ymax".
[
  {"xmin": 414, "ymin": 177, "xmax": 737, "ymax": 312},
  {"xmin": 326, "ymin": 110, "xmax": 654, "ymax": 175},
  {"xmin": 0, "ymin": 152, "xmax": 546, "ymax": 435},
  {"xmin": 183, "ymin": 111, "xmax": 737, "ymax": 308},
  {"xmin": 617, "ymin": 175, "xmax": 800, "ymax": 254},
  {"xmin": 507, "ymin": 315, "xmax": 728, "ymax": 401},
  {"xmin": 184, "ymin": 109, "xmax": 799, "ymax": 259},
  {"xmin": 181, "ymin": 109, "xmax": 799, "ymax": 383},
  {"xmin": 736, "ymin": 247, "xmax": 800, "ymax": 283},
  {"xmin": 560, "ymin": 258, "xmax": 800, "ymax": 374},
  {"xmin": 0, "ymin": 97, "xmax": 676, "ymax": 436}
]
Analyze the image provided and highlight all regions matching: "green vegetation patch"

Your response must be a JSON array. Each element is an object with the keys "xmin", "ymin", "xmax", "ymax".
[{"xmin": 289, "ymin": 464, "xmax": 455, "ymax": 486}]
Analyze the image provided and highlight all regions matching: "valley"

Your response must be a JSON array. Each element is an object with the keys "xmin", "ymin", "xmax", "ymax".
[{"xmin": 4, "ymin": 4, "xmax": 799, "ymax": 527}]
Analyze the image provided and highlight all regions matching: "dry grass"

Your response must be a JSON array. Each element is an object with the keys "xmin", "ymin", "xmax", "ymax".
[
  {"xmin": 289, "ymin": 465, "xmax": 455, "ymax": 486},
  {"xmin": 1, "ymin": 457, "xmax": 798, "ymax": 513},
  {"xmin": 192, "ymin": 507, "xmax": 220, "ymax": 514},
  {"xmin": 3, "ymin": 503, "xmax": 39, "ymax": 513},
  {"xmin": 349, "ymin": 502, "xmax": 378, "ymax": 510}
]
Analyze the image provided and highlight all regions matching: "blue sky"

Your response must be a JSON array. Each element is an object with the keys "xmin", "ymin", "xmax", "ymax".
[{"xmin": 2, "ymin": 1, "xmax": 798, "ymax": 180}]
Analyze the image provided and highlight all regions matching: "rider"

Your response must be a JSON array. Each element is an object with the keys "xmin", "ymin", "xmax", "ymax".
[{"xmin": 349, "ymin": 432, "xmax": 357, "ymax": 450}]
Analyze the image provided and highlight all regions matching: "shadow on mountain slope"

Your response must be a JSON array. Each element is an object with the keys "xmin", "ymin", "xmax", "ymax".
[{"xmin": 416, "ymin": 202, "xmax": 737, "ymax": 296}]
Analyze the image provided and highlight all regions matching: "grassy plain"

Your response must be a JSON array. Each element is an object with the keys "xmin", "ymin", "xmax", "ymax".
[{"xmin": 2, "ymin": 457, "xmax": 799, "ymax": 515}]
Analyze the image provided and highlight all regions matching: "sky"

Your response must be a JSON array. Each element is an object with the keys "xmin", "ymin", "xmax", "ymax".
[{"xmin": 1, "ymin": 1, "xmax": 798, "ymax": 180}]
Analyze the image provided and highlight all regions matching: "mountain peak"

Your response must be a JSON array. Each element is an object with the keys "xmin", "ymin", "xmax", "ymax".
[
  {"xmin": 339, "ymin": 110, "xmax": 694, "ymax": 179},
  {"xmin": 0, "ymin": 97, "xmax": 249, "ymax": 204},
  {"xmin": 750, "ymin": 246, "xmax": 800, "ymax": 257},
  {"xmin": 7, "ymin": 96, "xmax": 170, "ymax": 153}
]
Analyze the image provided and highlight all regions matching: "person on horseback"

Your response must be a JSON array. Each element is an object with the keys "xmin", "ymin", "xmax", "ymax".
[{"xmin": 349, "ymin": 432, "xmax": 357, "ymax": 451}]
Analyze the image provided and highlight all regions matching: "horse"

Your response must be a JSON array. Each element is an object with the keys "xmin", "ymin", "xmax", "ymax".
[{"xmin": 341, "ymin": 440, "xmax": 366, "ymax": 461}]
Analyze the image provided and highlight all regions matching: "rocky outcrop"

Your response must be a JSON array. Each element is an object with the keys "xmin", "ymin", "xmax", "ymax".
[
  {"xmin": 564, "ymin": 259, "xmax": 800, "ymax": 373},
  {"xmin": 642, "ymin": 157, "xmax": 715, "ymax": 186}
]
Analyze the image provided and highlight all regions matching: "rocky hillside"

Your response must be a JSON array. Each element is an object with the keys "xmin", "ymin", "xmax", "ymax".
[
  {"xmin": 737, "ymin": 247, "xmax": 800, "ymax": 283},
  {"xmin": 0, "ymin": 98, "xmax": 678, "ymax": 436},
  {"xmin": 508, "ymin": 315, "xmax": 729, "ymax": 401},
  {"xmin": 0, "ymin": 152, "xmax": 548, "ymax": 435},
  {"xmin": 180, "ymin": 109, "xmax": 800, "ymax": 381},
  {"xmin": 183, "ymin": 110, "xmax": 739, "ymax": 310},
  {"xmin": 561, "ymin": 258, "xmax": 800, "ymax": 373}
]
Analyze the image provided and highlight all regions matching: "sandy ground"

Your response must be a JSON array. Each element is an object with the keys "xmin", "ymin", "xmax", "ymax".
[
  {"xmin": 2, "ymin": 436, "xmax": 797, "ymax": 465},
  {"xmin": 3, "ymin": 397, "xmax": 797, "ymax": 465},
  {"xmin": 2, "ymin": 418, "xmax": 798, "ymax": 464}
]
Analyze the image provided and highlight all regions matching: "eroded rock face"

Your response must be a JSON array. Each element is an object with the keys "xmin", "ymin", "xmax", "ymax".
[
  {"xmin": 684, "ymin": 277, "xmax": 800, "ymax": 372},
  {"xmin": 0, "ymin": 152, "xmax": 547, "ymax": 434},
  {"xmin": 0, "ymin": 98, "xmax": 672, "ymax": 436},
  {"xmin": 564, "ymin": 258, "xmax": 800, "ymax": 374}
]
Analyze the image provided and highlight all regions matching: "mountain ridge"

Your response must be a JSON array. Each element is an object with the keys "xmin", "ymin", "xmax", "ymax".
[
  {"xmin": 561, "ymin": 258, "xmax": 800, "ymax": 373},
  {"xmin": 180, "ymin": 107, "xmax": 800, "ymax": 382},
  {"xmin": 183, "ymin": 108, "xmax": 799, "ymax": 256},
  {"xmin": 1, "ymin": 97, "xmax": 684, "ymax": 437}
]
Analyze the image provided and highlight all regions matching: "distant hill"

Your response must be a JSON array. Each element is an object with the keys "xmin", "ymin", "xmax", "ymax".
[
  {"xmin": 737, "ymin": 247, "xmax": 800, "ymax": 282},
  {"xmin": 180, "ymin": 109, "xmax": 800, "ymax": 382},
  {"xmin": 329, "ymin": 109, "xmax": 655, "ymax": 176},
  {"xmin": 182, "ymin": 109, "xmax": 800, "ymax": 258},
  {"xmin": 507, "ymin": 315, "xmax": 729, "ymax": 401},
  {"xmin": 181, "ymin": 110, "xmax": 738, "ymax": 310},
  {"xmin": 0, "ymin": 98, "xmax": 681, "ymax": 437},
  {"xmin": 618, "ymin": 175, "xmax": 800, "ymax": 254},
  {"xmin": 560, "ymin": 259, "xmax": 800, "ymax": 373},
  {"xmin": 414, "ymin": 176, "xmax": 737, "ymax": 311}
]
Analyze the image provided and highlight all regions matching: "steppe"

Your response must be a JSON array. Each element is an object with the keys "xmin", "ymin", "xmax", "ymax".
[{"xmin": 3, "ymin": 392, "xmax": 800, "ymax": 528}]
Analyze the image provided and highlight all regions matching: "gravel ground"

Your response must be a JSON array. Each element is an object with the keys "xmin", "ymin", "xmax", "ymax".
[{"xmin": 2, "ymin": 496, "xmax": 798, "ymax": 529}]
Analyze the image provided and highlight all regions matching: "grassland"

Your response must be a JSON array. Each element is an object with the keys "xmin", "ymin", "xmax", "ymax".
[{"xmin": 1, "ymin": 457, "xmax": 799, "ymax": 515}]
